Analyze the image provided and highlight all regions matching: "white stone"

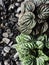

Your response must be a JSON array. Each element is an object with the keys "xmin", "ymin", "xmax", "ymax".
[
  {"xmin": 2, "ymin": 38, "xmax": 10, "ymax": 44},
  {"xmin": 14, "ymin": 52, "xmax": 19, "ymax": 59},
  {"xmin": 15, "ymin": 3, "xmax": 20, "ymax": 7},
  {"xmin": 25, "ymin": 0, "xmax": 29, "ymax": 2},
  {"xmin": 2, "ymin": 32, "xmax": 8, "ymax": 38},
  {"xmin": 0, "ymin": 62, "xmax": 1, "ymax": 65},
  {"xmin": 4, "ymin": 47, "xmax": 10, "ymax": 53},
  {"xmin": 8, "ymin": 4, "xmax": 14, "ymax": 10},
  {"xmin": 1, "ymin": 51, "xmax": 6, "ymax": 56},
  {"xmin": 17, "ymin": 0, "xmax": 22, "ymax": 2},
  {"xmin": 16, "ymin": 7, "xmax": 21, "ymax": 14},
  {"xmin": 9, "ymin": 41, "xmax": 13, "ymax": 46},
  {"xmin": 4, "ymin": 60, "xmax": 9, "ymax": 65}
]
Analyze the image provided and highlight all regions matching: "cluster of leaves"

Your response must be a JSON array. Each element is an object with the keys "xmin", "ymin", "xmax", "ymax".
[
  {"xmin": 12, "ymin": 0, "xmax": 49, "ymax": 65},
  {"xmin": 17, "ymin": 0, "xmax": 49, "ymax": 35},
  {"xmin": 12, "ymin": 34, "xmax": 49, "ymax": 65}
]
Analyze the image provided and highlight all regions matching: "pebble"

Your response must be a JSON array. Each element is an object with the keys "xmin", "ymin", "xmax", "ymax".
[
  {"xmin": 1, "ymin": 51, "xmax": 6, "ymax": 56},
  {"xmin": 15, "ymin": 14, "xmax": 19, "ymax": 17},
  {"xmin": 8, "ymin": 4, "xmax": 15, "ymax": 11},
  {"xmin": 25, "ymin": 0, "xmax": 29, "ymax": 2},
  {"xmin": 0, "ymin": 0, "xmax": 3, "ymax": 5},
  {"xmin": 0, "ymin": 62, "xmax": 1, "ymax": 65},
  {"xmin": 5, "ymin": 23, "xmax": 8, "ymax": 26},
  {"xmin": 2, "ymin": 38, "xmax": 10, "ymax": 44},
  {"xmin": 9, "ymin": 41, "xmax": 13, "ymax": 46},
  {"xmin": 16, "ymin": 7, "xmax": 21, "ymax": 14},
  {"xmin": 9, "ymin": 14, "xmax": 17, "ymax": 23},
  {"xmin": 1, "ymin": 23, "xmax": 4, "ymax": 27},
  {"xmin": 8, "ymin": 33, "xmax": 13, "ymax": 38},
  {"xmin": 14, "ymin": 52, "xmax": 19, "ymax": 59},
  {"xmin": 17, "ymin": 0, "xmax": 23, "ymax": 2},
  {"xmin": 6, "ymin": 29, "xmax": 11, "ymax": 35},
  {"xmin": 15, "ymin": 3, "xmax": 20, "ymax": 7},
  {"xmin": 2, "ymin": 32, "xmax": 8, "ymax": 38},
  {"xmin": 16, "ymin": 61, "xmax": 21, "ymax": 65},
  {"xmin": 4, "ymin": 46, "xmax": 10, "ymax": 53},
  {"xmin": 4, "ymin": 60, "xmax": 10, "ymax": 65}
]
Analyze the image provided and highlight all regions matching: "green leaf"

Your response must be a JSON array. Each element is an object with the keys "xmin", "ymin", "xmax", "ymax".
[
  {"xmin": 37, "ymin": 3, "xmax": 49, "ymax": 19},
  {"xmin": 44, "ymin": 34, "xmax": 47, "ymax": 42},
  {"xmin": 21, "ymin": 1, "xmax": 35, "ymax": 13},
  {"xmin": 38, "ymin": 36, "xmax": 45, "ymax": 41},
  {"xmin": 38, "ymin": 50, "xmax": 49, "ymax": 61},
  {"xmin": 15, "ymin": 34, "xmax": 34, "ymax": 59},
  {"xmin": 37, "ymin": 34, "xmax": 47, "ymax": 42},
  {"xmin": 18, "ymin": 12, "xmax": 36, "ymax": 34},
  {"xmin": 36, "ymin": 50, "xmax": 49, "ymax": 65},
  {"xmin": 15, "ymin": 38, "xmax": 36, "ymax": 65},
  {"xmin": 12, "ymin": 44, "xmax": 17, "ymax": 49},
  {"xmin": 41, "ymin": 22, "xmax": 48, "ymax": 33},
  {"xmin": 36, "ymin": 57, "xmax": 44, "ymax": 65},
  {"xmin": 21, "ymin": 55, "xmax": 36, "ymax": 65},
  {"xmin": 45, "ymin": 40, "xmax": 49, "ymax": 49},
  {"xmin": 35, "ymin": 41, "xmax": 44, "ymax": 49},
  {"xmin": 16, "ymin": 33, "xmax": 31, "ymax": 44},
  {"xmin": 15, "ymin": 34, "xmax": 49, "ymax": 65},
  {"xmin": 15, "ymin": 41, "xmax": 36, "ymax": 58}
]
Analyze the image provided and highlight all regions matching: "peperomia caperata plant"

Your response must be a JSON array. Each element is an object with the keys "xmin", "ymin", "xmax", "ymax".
[
  {"xmin": 12, "ymin": 0, "xmax": 49, "ymax": 65},
  {"xmin": 12, "ymin": 33, "xmax": 49, "ymax": 65}
]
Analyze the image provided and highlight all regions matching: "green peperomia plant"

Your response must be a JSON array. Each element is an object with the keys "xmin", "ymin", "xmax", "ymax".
[
  {"xmin": 12, "ymin": 34, "xmax": 49, "ymax": 65},
  {"xmin": 12, "ymin": 0, "xmax": 49, "ymax": 65}
]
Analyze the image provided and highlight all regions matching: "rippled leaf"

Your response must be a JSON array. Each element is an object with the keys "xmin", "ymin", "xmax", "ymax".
[
  {"xmin": 18, "ymin": 12, "xmax": 36, "ymax": 34},
  {"xmin": 37, "ymin": 4, "xmax": 49, "ymax": 19},
  {"xmin": 21, "ymin": 1, "xmax": 35, "ymax": 13}
]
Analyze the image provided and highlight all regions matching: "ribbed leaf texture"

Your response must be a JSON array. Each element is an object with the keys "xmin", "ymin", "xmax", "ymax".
[
  {"xmin": 17, "ymin": 12, "xmax": 36, "ymax": 34},
  {"xmin": 21, "ymin": 1, "xmax": 35, "ymax": 13},
  {"xmin": 12, "ymin": 0, "xmax": 49, "ymax": 65},
  {"xmin": 17, "ymin": 0, "xmax": 49, "ymax": 35},
  {"xmin": 12, "ymin": 34, "xmax": 49, "ymax": 65},
  {"xmin": 37, "ymin": 4, "xmax": 49, "ymax": 19}
]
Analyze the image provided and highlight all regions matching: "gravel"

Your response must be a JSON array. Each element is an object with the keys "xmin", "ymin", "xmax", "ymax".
[
  {"xmin": 0, "ymin": 0, "xmax": 25, "ymax": 65},
  {"xmin": 2, "ymin": 38, "xmax": 10, "ymax": 44}
]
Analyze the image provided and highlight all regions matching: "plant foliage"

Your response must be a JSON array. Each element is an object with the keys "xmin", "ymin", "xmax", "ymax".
[{"xmin": 12, "ymin": 34, "xmax": 49, "ymax": 65}]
